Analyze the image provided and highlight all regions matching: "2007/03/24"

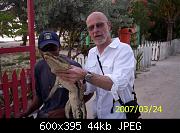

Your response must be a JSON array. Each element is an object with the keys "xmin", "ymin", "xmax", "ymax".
[{"xmin": 115, "ymin": 105, "xmax": 163, "ymax": 113}]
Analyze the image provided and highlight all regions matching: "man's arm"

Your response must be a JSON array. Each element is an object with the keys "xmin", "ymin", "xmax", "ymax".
[{"xmin": 84, "ymin": 73, "xmax": 113, "ymax": 91}]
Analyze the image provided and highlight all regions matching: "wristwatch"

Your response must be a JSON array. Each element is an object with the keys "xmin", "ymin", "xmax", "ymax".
[{"xmin": 84, "ymin": 71, "xmax": 93, "ymax": 82}]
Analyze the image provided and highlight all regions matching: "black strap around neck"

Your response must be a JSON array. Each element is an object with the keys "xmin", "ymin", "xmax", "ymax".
[{"xmin": 97, "ymin": 55, "xmax": 104, "ymax": 75}]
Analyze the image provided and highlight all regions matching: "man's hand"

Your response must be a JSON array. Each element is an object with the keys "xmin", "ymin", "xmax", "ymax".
[{"xmin": 57, "ymin": 65, "xmax": 87, "ymax": 83}]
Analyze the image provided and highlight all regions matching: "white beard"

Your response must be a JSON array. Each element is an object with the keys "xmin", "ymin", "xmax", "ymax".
[{"xmin": 94, "ymin": 36, "xmax": 107, "ymax": 46}]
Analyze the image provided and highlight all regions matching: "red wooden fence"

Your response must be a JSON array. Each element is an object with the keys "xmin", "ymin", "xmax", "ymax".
[{"xmin": 0, "ymin": 69, "xmax": 32, "ymax": 118}]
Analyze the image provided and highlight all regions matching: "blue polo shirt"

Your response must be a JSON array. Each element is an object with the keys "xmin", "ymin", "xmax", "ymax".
[{"xmin": 34, "ymin": 55, "xmax": 81, "ymax": 117}]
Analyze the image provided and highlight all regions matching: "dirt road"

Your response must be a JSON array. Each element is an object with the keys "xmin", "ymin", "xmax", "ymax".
[{"xmin": 134, "ymin": 54, "xmax": 180, "ymax": 119}]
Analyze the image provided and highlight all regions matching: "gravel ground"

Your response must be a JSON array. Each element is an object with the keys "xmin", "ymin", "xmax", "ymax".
[{"xmin": 134, "ymin": 54, "xmax": 180, "ymax": 119}]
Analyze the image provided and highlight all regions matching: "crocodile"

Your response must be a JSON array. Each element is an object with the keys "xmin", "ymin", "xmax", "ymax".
[{"xmin": 42, "ymin": 52, "xmax": 87, "ymax": 119}]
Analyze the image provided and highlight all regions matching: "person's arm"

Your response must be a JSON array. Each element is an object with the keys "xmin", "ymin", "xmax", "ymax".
[
  {"xmin": 85, "ymin": 73, "xmax": 113, "ymax": 90},
  {"xmin": 18, "ymin": 95, "xmax": 42, "ymax": 118}
]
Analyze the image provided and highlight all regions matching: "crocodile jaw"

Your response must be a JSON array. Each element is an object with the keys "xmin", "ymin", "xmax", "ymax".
[{"xmin": 43, "ymin": 52, "xmax": 71, "ymax": 72}]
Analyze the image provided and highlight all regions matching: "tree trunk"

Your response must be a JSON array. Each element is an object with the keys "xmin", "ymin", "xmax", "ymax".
[
  {"xmin": 67, "ymin": 46, "xmax": 72, "ymax": 58},
  {"xmin": 21, "ymin": 33, "xmax": 27, "ymax": 46},
  {"xmin": 166, "ymin": 20, "xmax": 174, "ymax": 41},
  {"xmin": 67, "ymin": 38, "xmax": 72, "ymax": 58}
]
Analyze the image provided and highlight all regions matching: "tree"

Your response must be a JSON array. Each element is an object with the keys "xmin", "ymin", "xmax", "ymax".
[
  {"xmin": 0, "ymin": 0, "xmax": 28, "ymax": 45},
  {"xmin": 129, "ymin": 0, "xmax": 151, "ymax": 43},
  {"xmin": 174, "ymin": 16, "xmax": 180, "ymax": 38},
  {"xmin": 148, "ymin": 0, "xmax": 180, "ymax": 41},
  {"xmin": 35, "ymin": 0, "xmax": 94, "ymax": 58},
  {"xmin": 1, "ymin": 0, "xmax": 137, "ymax": 54},
  {"xmin": 0, "ymin": 11, "xmax": 16, "ymax": 37},
  {"xmin": 88, "ymin": 0, "xmax": 133, "ymax": 36}
]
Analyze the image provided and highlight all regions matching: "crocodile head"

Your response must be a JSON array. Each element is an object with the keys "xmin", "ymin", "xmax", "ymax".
[{"xmin": 42, "ymin": 52, "xmax": 71, "ymax": 73}]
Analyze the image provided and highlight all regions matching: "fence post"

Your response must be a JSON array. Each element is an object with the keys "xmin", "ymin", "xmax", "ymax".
[
  {"xmin": 12, "ymin": 70, "xmax": 20, "ymax": 118},
  {"xmin": 27, "ymin": 0, "xmax": 36, "ymax": 98},
  {"xmin": 2, "ymin": 72, "xmax": 11, "ymax": 118},
  {"xmin": 20, "ymin": 69, "xmax": 28, "ymax": 112}
]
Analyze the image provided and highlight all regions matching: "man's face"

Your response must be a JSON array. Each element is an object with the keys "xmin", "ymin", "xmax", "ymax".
[
  {"xmin": 40, "ymin": 44, "xmax": 59, "ymax": 56},
  {"xmin": 86, "ymin": 14, "xmax": 111, "ymax": 46}
]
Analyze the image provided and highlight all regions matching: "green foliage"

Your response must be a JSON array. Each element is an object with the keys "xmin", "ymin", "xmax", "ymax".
[
  {"xmin": 136, "ymin": 51, "xmax": 143, "ymax": 71},
  {"xmin": 174, "ymin": 17, "xmax": 180, "ymax": 38},
  {"xmin": 148, "ymin": 0, "xmax": 180, "ymax": 41},
  {"xmin": 108, "ymin": 0, "xmax": 133, "ymax": 30},
  {"xmin": 35, "ymin": 0, "xmax": 133, "ymax": 37},
  {"xmin": 0, "ymin": 0, "xmax": 28, "ymax": 43},
  {"xmin": 149, "ymin": 0, "xmax": 180, "ymax": 20},
  {"xmin": 34, "ymin": 0, "xmax": 90, "ymax": 32},
  {"xmin": 0, "ymin": 10, "xmax": 23, "ymax": 37},
  {"xmin": 34, "ymin": 0, "xmax": 94, "ymax": 57},
  {"xmin": 130, "ymin": 1, "xmax": 150, "ymax": 40},
  {"xmin": 0, "ymin": 11, "xmax": 14, "ymax": 37},
  {"xmin": 88, "ymin": 0, "xmax": 133, "ymax": 36},
  {"xmin": 147, "ymin": 19, "xmax": 167, "ymax": 41}
]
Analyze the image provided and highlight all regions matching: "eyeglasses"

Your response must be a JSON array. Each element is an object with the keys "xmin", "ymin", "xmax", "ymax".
[{"xmin": 87, "ymin": 22, "xmax": 107, "ymax": 31}]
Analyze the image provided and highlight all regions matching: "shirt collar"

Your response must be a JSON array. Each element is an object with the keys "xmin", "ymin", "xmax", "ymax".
[
  {"xmin": 108, "ymin": 37, "xmax": 120, "ymax": 48},
  {"xmin": 91, "ymin": 37, "xmax": 120, "ymax": 54}
]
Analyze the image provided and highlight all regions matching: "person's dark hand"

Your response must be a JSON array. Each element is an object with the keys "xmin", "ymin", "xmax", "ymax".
[{"xmin": 17, "ymin": 111, "xmax": 27, "ymax": 118}]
